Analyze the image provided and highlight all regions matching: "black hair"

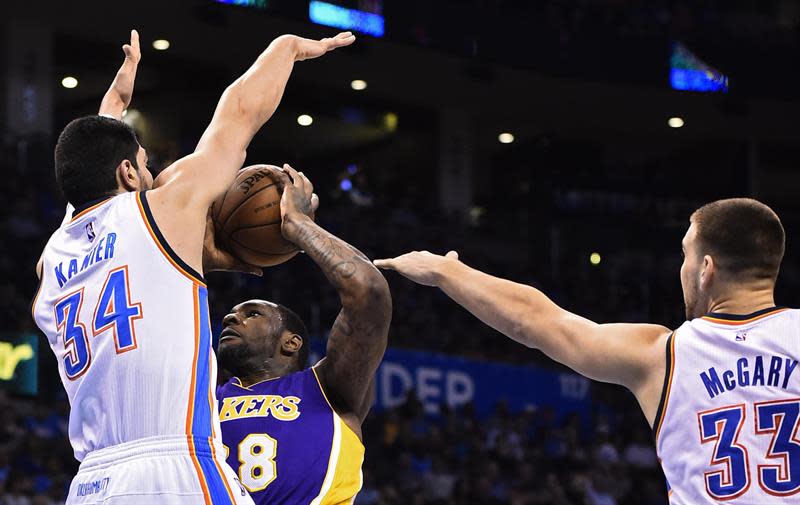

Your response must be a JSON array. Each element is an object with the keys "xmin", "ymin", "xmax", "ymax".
[
  {"xmin": 276, "ymin": 304, "xmax": 310, "ymax": 369},
  {"xmin": 691, "ymin": 198, "xmax": 785, "ymax": 281},
  {"xmin": 54, "ymin": 115, "xmax": 141, "ymax": 207}
]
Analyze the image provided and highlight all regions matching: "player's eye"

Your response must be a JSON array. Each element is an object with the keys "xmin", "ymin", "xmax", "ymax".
[{"xmin": 247, "ymin": 310, "xmax": 260, "ymax": 318}]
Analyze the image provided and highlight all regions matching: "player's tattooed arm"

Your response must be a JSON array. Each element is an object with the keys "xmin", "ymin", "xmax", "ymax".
[
  {"xmin": 98, "ymin": 29, "xmax": 141, "ymax": 120},
  {"xmin": 269, "ymin": 165, "xmax": 392, "ymax": 429}
]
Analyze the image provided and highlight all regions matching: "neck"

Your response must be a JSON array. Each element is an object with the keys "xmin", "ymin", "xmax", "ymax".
[
  {"xmin": 238, "ymin": 358, "xmax": 295, "ymax": 387},
  {"xmin": 706, "ymin": 281, "xmax": 776, "ymax": 315}
]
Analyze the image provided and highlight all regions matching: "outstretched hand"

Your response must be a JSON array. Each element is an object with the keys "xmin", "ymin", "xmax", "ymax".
[
  {"xmin": 116, "ymin": 29, "xmax": 141, "ymax": 109},
  {"xmin": 292, "ymin": 32, "xmax": 356, "ymax": 61},
  {"xmin": 374, "ymin": 250, "xmax": 460, "ymax": 287},
  {"xmin": 123, "ymin": 29, "xmax": 141, "ymax": 66}
]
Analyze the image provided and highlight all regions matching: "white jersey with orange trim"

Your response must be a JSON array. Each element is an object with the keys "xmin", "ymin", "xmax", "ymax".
[
  {"xmin": 654, "ymin": 307, "xmax": 800, "ymax": 504},
  {"xmin": 32, "ymin": 191, "xmax": 252, "ymax": 505}
]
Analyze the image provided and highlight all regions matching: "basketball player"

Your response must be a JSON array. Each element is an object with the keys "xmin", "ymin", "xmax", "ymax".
[
  {"xmin": 216, "ymin": 165, "xmax": 391, "ymax": 504},
  {"xmin": 32, "ymin": 32, "xmax": 355, "ymax": 504},
  {"xmin": 376, "ymin": 198, "xmax": 797, "ymax": 504}
]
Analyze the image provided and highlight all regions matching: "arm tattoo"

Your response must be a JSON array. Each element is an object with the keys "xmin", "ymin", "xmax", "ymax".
[
  {"xmin": 288, "ymin": 219, "xmax": 366, "ymax": 287},
  {"xmin": 288, "ymin": 218, "xmax": 391, "ymax": 422}
]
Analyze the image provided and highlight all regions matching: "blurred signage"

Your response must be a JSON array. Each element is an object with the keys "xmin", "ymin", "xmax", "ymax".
[
  {"xmin": 309, "ymin": 1, "xmax": 385, "ymax": 37},
  {"xmin": 670, "ymin": 42, "xmax": 728, "ymax": 93},
  {"xmin": 0, "ymin": 334, "xmax": 38, "ymax": 395},
  {"xmin": 311, "ymin": 343, "xmax": 591, "ymax": 421},
  {"xmin": 215, "ymin": 0, "xmax": 268, "ymax": 8}
]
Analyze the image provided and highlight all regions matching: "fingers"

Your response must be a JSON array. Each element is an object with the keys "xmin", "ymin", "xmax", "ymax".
[
  {"xmin": 282, "ymin": 163, "xmax": 303, "ymax": 189},
  {"xmin": 445, "ymin": 250, "xmax": 459, "ymax": 260},
  {"xmin": 311, "ymin": 193, "xmax": 320, "ymax": 212},
  {"xmin": 284, "ymin": 164, "xmax": 314, "ymax": 199},
  {"xmin": 264, "ymin": 165, "xmax": 290, "ymax": 189},
  {"xmin": 373, "ymin": 258, "xmax": 396, "ymax": 270},
  {"xmin": 130, "ymin": 29, "xmax": 139, "ymax": 50},
  {"xmin": 328, "ymin": 32, "xmax": 356, "ymax": 49}
]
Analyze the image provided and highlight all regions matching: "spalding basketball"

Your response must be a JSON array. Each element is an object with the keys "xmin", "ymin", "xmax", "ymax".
[{"xmin": 212, "ymin": 165, "xmax": 300, "ymax": 267}]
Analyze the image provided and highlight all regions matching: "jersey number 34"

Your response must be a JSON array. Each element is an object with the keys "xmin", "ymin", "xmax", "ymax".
[{"xmin": 54, "ymin": 266, "xmax": 142, "ymax": 379}]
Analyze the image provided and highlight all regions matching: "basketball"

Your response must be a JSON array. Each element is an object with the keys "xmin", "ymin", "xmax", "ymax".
[{"xmin": 212, "ymin": 165, "xmax": 300, "ymax": 267}]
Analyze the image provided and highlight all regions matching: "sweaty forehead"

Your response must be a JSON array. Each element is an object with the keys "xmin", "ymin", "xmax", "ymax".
[{"xmin": 231, "ymin": 300, "xmax": 278, "ymax": 313}]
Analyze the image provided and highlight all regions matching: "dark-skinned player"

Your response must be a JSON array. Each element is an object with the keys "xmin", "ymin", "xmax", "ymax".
[{"xmin": 216, "ymin": 165, "xmax": 392, "ymax": 504}]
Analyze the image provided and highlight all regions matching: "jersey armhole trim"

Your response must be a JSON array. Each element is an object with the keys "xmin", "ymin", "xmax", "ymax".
[
  {"xmin": 653, "ymin": 331, "xmax": 676, "ymax": 444},
  {"xmin": 136, "ymin": 191, "xmax": 206, "ymax": 285},
  {"xmin": 312, "ymin": 365, "xmax": 366, "ymax": 449}
]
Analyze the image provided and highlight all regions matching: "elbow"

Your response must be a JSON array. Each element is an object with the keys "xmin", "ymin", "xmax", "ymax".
[
  {"xmin": 364, "ymin": 272, "xmax": 393, "ymax": 314},
  {"xmin": 348, "ymin": 268, "xmax": 392, "ymax": 317}
]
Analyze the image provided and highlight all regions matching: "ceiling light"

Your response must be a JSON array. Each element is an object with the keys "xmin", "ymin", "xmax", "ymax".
[
  {"xmin": 590, "ymin": 252, "xmax": 602, "ymax": 265},
  {"xmin": 297, "ymin": 114, "xmax": 313, "ymax": 126},
  {"xmin": 668, "ymin": 117, "xmax": 685, "ymax": 128},
  {"xmin": 152, "ymin": 39, "xmax": 170, "ymax": 51},
  {"xmin": 61, "ymin": 76, "xmax": 78, "ymax": 89},
  {"xmin": 498, "ymin": 132, "xmax": 515, "ymax": 144},
  {"xmin": 351, "ymin": 79, "xmax": 367, "ymax": 91}
]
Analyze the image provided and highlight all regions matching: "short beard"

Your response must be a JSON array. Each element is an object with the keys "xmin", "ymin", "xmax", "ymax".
[{"xmin": 218, "ymin": 343, "xmax": 261, "ymax": 379}]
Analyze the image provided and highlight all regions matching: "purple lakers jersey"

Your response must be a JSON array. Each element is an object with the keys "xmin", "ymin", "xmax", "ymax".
[{"xmin": 217, "ymin": 367, "xmax": 364, "ymax": 504}]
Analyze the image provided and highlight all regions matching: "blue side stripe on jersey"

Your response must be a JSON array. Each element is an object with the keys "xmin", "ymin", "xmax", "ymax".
[
  {"xmin": 193, "ymin": 286, "xmax": 234, "ymax": 505},
  {"xmin": 192, "ymin": 285, "xmax": 213, "ymax": 440},
  {"xmin": 196, "ymin": 437, "xmax": 234, "ymax": 504}
]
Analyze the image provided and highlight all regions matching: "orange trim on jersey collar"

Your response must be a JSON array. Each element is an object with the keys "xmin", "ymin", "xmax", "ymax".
[
  {"xmin": 701, "ymin": 307, "xmax": 788, "ymax": 326},
  {"xmin": 70, "ymin": 197, "xmax": 113, "ymax": 222},
  {"xmin": 135, "ymin": 192, "xmax": 206, "ymax": 286}
]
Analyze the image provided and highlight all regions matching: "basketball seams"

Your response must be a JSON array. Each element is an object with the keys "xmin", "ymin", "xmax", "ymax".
[
  {"xmin": 228, "ymin": 231, "xmax": 299, "ymax": 256},
  {"xmin": 217, "ymin": 182, "xmax": 277, "ymax": 232}
]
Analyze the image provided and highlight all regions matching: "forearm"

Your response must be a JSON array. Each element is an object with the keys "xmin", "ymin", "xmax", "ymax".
[
  {"xmin": 284, "ymin": 215, "xmax": 385, "ymax": 303},
  {"xmin": 286, "ymin": 214, "xmax": 390, "ymax": 418},
  {"xmin": 200, "ymin": 36, "xmax": 297, "ymax": 149},
  {"xmin": 435, "ymin": 259, "xmax": 567, "ymax": 348},
  {"xmin": 98, "ymin": 61, "xmax": 138, "ymax": 119}
]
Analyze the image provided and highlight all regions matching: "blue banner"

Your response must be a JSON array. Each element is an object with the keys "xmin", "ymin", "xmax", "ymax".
[{"xmin": 310, "ymin": 342, "xmax": 590, "ymax": 421}]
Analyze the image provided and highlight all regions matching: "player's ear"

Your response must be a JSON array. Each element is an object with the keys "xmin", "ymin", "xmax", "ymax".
[
  {"xmin": 699, "ymin": 254, "xmax": 715, "ymax": 289},
  {"xmin": 282, "ymin": 332, "xmax": 303, "ymax": 356},
  {"xmin": 117, "ymin": 159, "xmax": 140, "ymax": 192}
]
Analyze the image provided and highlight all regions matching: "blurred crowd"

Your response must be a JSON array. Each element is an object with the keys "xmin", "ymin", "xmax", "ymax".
[
  {"xmin": 0, "ymin": 389, "xmax": 667, "ymax": 505},
  {"xmin": 357, "ymin": 393, "xmax": 667, "ymax": 505}
]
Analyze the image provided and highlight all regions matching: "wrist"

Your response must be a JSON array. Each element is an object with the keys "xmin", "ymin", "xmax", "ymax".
[
  {"xmin": 434, "ymin": 257, "xmax": 462, "ymax": 287},
  {"xmin": 272, "ymin": 35, "xmax": 300, "ymax": 59},
  {"xmin": 282, "ymin": 212, "xmax": 313, "ymax": 240}
]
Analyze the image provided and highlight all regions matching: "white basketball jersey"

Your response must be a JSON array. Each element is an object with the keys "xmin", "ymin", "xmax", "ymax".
[
  {"xmin": 32, "ymin": 191, "xmax": 224, "ymax": 463},
  {"xmin": 655, "ymin": 307, "xmax": 800, "ymax": 504}
]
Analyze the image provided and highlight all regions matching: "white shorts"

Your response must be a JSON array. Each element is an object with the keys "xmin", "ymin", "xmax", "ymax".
[{"xmin": 66, "ymin": 435, "xmax": 254, "ymax": 505}]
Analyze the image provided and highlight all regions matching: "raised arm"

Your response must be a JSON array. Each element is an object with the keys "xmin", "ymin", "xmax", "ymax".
[
  {"xmin": 375, "ymin": 251, "xmax": 671, "ymax": 424},
  {"xmin": 155, "ymin": 32, "xmax": 354, "ymax": 207},
  {"xmin": 146, "ymin": 32, "xmax": 354, "ymax": 277},
  {"xmin": 98, "ymin": 29, "xmax": 141, "ymax": 120},
  {"xmin": 271, "ymin": 166, "xmax": 391, "ymax": 431}
]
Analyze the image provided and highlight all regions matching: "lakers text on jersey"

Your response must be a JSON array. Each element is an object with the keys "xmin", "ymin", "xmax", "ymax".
[{"xmin": 217, "ymin": 367, "xmax": 364, "ymax": 505}]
